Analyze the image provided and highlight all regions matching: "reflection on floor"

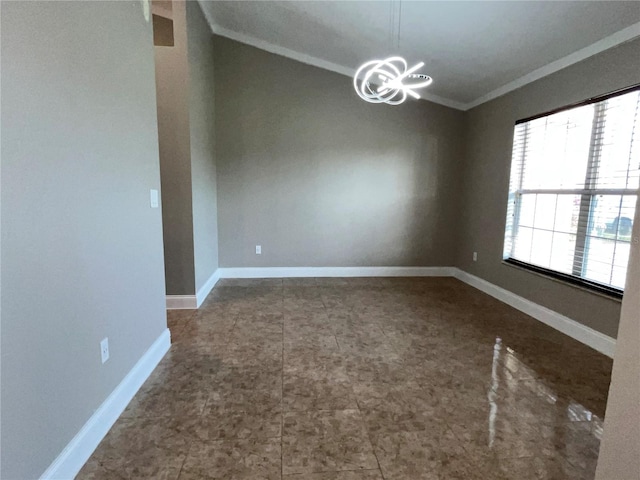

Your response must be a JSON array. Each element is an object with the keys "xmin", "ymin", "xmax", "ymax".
[{"xmin": 78, "ymin": 277, "xmax": 612, "ymax": 479}]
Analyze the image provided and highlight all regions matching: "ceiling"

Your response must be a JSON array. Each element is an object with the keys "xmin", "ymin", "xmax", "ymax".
[{"xmin": 198, "ymin": 1, "xmax": 640, "ymax": 110}]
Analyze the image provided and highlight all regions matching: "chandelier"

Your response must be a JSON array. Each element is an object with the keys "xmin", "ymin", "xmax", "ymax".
[{"xmin": 353, "ymin": 1, "xmax": 432, "ymax": 105}]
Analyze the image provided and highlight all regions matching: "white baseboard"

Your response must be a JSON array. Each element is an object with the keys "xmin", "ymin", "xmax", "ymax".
[
  {"xmin": 166, "ymin": 269, "xmax": 221, "ymax": 309},
  {"xmin": 166, "ymin": 295, "xmax": 197, "ymax": 310},
  {"xmin": 177, "ymin": 265, "xmax": 616, "ymax": 357},
  {"xmin": 218, "ymin": 266, "xmax": 455, "ymax": 278},
  {"xmin": 196, "ymin": 268, "xmax": 221, "ymax": 307},
  {"xmin": 40, "ymin": 329, "xmax": 171, "ymax": 480},
  {"xmin": 452, "ymin": 269, "xmax": 616, "ymax": 358}
]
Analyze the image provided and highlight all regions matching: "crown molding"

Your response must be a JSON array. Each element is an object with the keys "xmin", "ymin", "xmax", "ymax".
[
  {"xmin": 464, "ymin": 22, "xmax": 640, "ymax": 110},
  {"xmin": 199, "ymin": 3, "xmax": 640, "ymax": 112},
  {"xmin": 211, "ymin": 24, "xmax": 355, "ymax": 78},
  {"xmin": 207, "ymin": 23, "xmax": 468, "ymax": 111}
]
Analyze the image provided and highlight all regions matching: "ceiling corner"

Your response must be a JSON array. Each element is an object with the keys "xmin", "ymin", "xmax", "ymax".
[{"xmin": 464, "ymin": 21, "xmax": 640, "ymax": 111}]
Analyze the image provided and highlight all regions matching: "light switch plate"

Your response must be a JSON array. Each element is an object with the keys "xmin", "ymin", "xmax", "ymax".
[{"xmin": 150, "ymin": 189, "xmax": 159, "ymax": 208}]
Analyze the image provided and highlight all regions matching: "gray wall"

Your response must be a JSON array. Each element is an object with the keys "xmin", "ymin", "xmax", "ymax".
[
  {"xmin": 456, "ymin": 38, "xmax": 640, "ymax": 338},
  {"xmin": 595, "ymin": 195, "xmax": 640, "ymax": 479},
  {"xmin": 187, "ymin": 0, "xmax": 219, "ymax": 292},
  {"xmin": 213, "ymin": 36, "xmax": 465, "ymax": 268},
  {"xmin": 155, "ymin": 0, "xmax": 218, "ymax": 295},
  {"xmin": 155, "ymin": 0, "xmax": 195, "ymax": 295},
  {"xmin": 0, "ymin": 2, "xmax": 167, "ymax": 478}
]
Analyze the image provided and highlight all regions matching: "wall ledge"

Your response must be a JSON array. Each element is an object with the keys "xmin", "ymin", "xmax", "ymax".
[
  {"xmin": 166, "ymin": 269, "xmax": 221, "ymax": 309},
  {"xmin": 166, "ymin": 295, "xmax": 198, "ymax": 309}
]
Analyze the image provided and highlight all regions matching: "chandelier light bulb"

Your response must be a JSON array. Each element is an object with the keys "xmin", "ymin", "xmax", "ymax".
[{"xmin": 353, "ymin": 56, "xmax": 433, "ymax": 105}]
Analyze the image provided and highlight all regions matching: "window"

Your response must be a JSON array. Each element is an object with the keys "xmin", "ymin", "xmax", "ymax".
[{"xmin": 504, "ymin": 86, "xmax": 640, "ymax": 294}]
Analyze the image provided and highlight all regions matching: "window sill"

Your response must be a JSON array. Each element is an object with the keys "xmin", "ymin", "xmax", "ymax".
[{"xmin": 502, "ymin": 258, "xmax": 623, "ymax": 302}]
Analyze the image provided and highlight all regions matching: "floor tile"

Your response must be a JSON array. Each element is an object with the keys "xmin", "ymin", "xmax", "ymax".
[
  {"xmin": 283, "ymin": 277, "xmax": 319, "ymax": 287},
  {"xmin": 536, "ymin": 420, "xmax": 601, "ymax": 471},
  {"xmin": 122, "ymin": 374, "xmax": 210, "ymax": 418},
  {"xmin": 205, "ymin": 386, "xmax": 282, "ymax": 414},
  {"xmin": 196, "ymin": 408, "xmax": 282, "ymax": 440},
  {"xmin": 371, "ymin": 429, "xmax": 483, "ymax": 480},
  {"xmin": 224, "ymin": 341, "xmax": 283, "ymax": 368},
  {"xmin": 179, "ymin": 437, "xmax": 281, "ymax": 479},
  {"xmin": 449, "ymin": 415, "xmax": 547, "ymax": 460},
  {"xmin": 475, "ymin": 454, "xmax": 594, "ymax": 480},
  {"xmin": 361, "ymin": 409, "xmax": 448, "ymax": 445},
  {"xmin": 77, "ymin": 416, "xmax": 197, "ymax": 479},
  {"xmin": 282, "ymin": 409, "xmax": 378, "ymax": 475},
  {"xmin": 81, "ymin": 277, "xmax": 611, "ymax": 480},
  {"xmin": 352, "ymin": 380, "xmax": 439, "ymax": 413},
  {"xmin": 283, "ymin": 471, "xmax": 384, "ymax": 479},
  {"xmin": 283, "ymin": 372, "xmax": 358, "ymax": 411},
  {"xmin": 166, "ymin": 309, "xmax": 196, "ymax": 333}
]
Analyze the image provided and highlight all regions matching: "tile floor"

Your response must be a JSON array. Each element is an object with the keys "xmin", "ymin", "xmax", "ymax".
[{"xmin": 78, "ymin": 277, "xmax": 612, "ymax": 480}]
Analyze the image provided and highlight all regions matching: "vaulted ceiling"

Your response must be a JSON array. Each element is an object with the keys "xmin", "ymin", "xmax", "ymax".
[{"xmin": 198, "ymin": 1, "xmax": 640, "ymax": 110}]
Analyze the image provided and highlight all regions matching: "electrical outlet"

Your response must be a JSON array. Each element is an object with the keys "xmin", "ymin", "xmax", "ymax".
[
  {"xmin": 100, "ymin": 338, "xmax": 110, "ymax": 364},
  {"xmin": 473, "ymin": 252, "xmax": 478, "ymax": 262},
  {"xmin": 255, "ymin": 245, "xmax": 262, "ymax": 255}
]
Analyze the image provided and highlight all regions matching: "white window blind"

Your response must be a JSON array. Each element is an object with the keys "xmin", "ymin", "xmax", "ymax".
[{"xmin": 504, "ymin": 87, "xmax": 640, "ymax": 292}]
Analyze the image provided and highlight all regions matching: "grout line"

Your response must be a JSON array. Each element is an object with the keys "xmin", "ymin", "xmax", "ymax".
[
  {"xmin": 358, "ymin": 400, "xmax": 387, "ymax": 480},
  {"xmin": 283, "ymin": 469, "xmax": 385, "ymax": 478},
  {"xmin": 335, "ymin": 292, "xmax": 386, "ymax": 480},
  {"xmin": 174, "ymin": 446, "xmax": 189, "ymax": 480}
]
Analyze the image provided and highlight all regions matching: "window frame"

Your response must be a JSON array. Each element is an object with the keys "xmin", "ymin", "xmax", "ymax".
[{"xmin": 504, "ymin": 83, "xmax": 640, "ymax": 299}]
